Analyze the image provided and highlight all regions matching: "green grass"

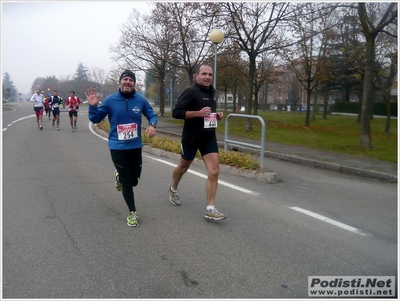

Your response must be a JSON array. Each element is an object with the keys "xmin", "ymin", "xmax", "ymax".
[
  {"xmin": 167, "ymin": 111, "xmax": 398, "ymax": 163},
  {"xmin": 2, "ymin": 104, "xmax": 14, "ymax": 111}
]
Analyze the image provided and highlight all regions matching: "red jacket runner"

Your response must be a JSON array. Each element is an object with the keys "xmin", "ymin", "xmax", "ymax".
[{"xmin": 66, "ymin": 96, "xmax": 81, "ymax": 112}]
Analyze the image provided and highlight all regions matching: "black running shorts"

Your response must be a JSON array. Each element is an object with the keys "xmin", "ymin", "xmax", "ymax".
[{"xmin": 181, "ymin": 139, "xmax": 218, "ymax": 161}]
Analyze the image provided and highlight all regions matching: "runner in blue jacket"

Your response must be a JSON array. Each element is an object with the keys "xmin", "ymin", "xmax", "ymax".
[{"xmin": 86, "ymin": 70, "xmax": 158, "ymax": 227}]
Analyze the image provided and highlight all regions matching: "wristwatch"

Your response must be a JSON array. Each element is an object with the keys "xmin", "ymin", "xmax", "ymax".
[{"xmin": 150, "ymin": 123, "xmax": 157, "ymax": 128}]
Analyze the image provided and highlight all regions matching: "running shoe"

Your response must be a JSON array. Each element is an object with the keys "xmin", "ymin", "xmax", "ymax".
[
  {"xmin": 52, "ymin": 123, "xmax": 55, "ymax": 128},
  {"xmin": 40, "ymin": 126, "xmax": 43, "ymax": 130},
  {"xmin": 56, "ymin": 127, "xmax": 60, "ymax": 131},
  {"xmin": 37, "ymin": 122, "xmax": 39, "ymax": 128},
  {"xmin": 74, "ymin": 124, "xmax": 77, "ymax": 131},
  {"xmin": 204, "ymin": 207, "xmax": 227, "ymax": 220},
  {"xmin": 114, "ymin": 170, "xmax": 122, "ymax": 192},
  {"xmin": 168, "ymin": 185, "xmax": 181, "ymax": 206},
  {"xmin": 71, "ymin": 128, "xmax": 74, "ymax": 132},
  {"xmin": 127, "ymin": 211, "xmax": 139, "ymax": 227}
]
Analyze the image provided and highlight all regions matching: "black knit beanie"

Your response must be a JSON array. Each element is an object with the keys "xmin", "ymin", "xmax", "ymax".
[{"xmin": 119, "ymin": 70, "xmax": 136, "ymax": 83}]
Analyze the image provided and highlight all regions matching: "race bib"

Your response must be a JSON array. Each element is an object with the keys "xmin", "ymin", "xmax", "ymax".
[
  {"xmin": 53, "ymin": 103, "xmax": 59, "ymax": 108},
  {"xmin": 117, "ymin": 123, "xmax": 138, "ymax": 140},
  {"xmin": 204, "ymin": 113, "xmax": 217, "ymax": 128}
]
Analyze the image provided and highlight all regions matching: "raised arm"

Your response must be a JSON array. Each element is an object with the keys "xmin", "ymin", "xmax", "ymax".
[{"xmin": 85, "ymin": 87, "xmax": 100, "ymax": 106}]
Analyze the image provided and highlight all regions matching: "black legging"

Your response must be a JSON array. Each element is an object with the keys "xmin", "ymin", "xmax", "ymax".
[{"xmin": 110, "ymin": 148, "xmax": 142, "ymax": 212}]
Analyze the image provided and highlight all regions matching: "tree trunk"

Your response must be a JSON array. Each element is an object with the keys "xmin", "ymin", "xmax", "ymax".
[
  {"xmin": 305, "ymin": 92, "xmax": 311, "ymax": 126},
  {"xmin": 254, "ymin": 89, "xmax": 259, "ymax": 115},
  {"xmin": 245, "ymin": 54, "xmax": 256, "ymax": 131},
  {"xmin": 305, "ymin": 82, "xmax": 311, "ymax": 126},
  {"xmin": 360, "ymin": 37, "xmax": 375, "ymax": 148},
  {"xmin": 312, "ymin": 90, "xmax": 318, "ymax": 121},
  {"xmin": 357, "ymin": 86, "xmax": 363, "ymax": 123},
  {"xmin": 323, "ymin": 89, "xmax": 328, "ymax": 120},
  {"xmin": 232, "ymin": 86, "xmax": 238, "ymax": 113},
  {"xmin": 159, "ymin": 77, "xmax": 165, "ymax": 117},
  {"xmin": 384, "ymin": 97, "xmax": 391, "ymax": 134}
]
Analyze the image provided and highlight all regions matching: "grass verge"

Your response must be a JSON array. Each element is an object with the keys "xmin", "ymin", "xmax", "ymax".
[
  {"xmin": 2, "ymin": 104, "xmax": 14, "ymax": 111},
  {"xmin": 167, "ymin": 111, "xmax": 397, "ymax": 163}
]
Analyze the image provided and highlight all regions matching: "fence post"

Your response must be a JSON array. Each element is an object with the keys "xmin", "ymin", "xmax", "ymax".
[{"xmin": 224, "ymin": 114, "xmax": 266, "ymax": 168}]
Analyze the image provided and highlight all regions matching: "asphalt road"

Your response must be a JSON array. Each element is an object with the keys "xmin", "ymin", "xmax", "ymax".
[{"xmin": 2, "ymin": 102, "xmax": 397, "ymax": 298}]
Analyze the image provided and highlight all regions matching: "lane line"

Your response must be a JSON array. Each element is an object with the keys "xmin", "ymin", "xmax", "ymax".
[
  {"xmin": 289, "ymin": 206, "xmax": 369, "ymax": 236},
  {"xmin": 8, "ymin": 120, "xmax": 370, "ymax": 234},
  {"xmin": 89, "ymin": 122, "xmax": 260, "ymax": 196},
  {"xmin": 2, "ymin": 114, "xmax": 36, "ymax": 132},
  {"xmin": 147, "ymin": 156, "xmax": 260, "ymax": 196},
  {"xmin": 88, "ymin": 121, "xmax": 108, "ymax": 141}
]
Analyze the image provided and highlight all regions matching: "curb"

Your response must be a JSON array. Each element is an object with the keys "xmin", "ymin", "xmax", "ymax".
[
  {"xmin": 92, "ymin": 124, "xmax": 278, "ymax": 184},
  {"xmin": 155, "ymin": 129, "xmax": 397, "ymax": 183},
  {"xmin": 143, "ymin": 145, "xmax": 279, "ymax": 184},
  {"xmin": 91, "ymin": 124, "xmax": 396, "ymax": 183},
  {"xmin": 224, "ymin": 144, "xmax": 397, "ymax": 183}
]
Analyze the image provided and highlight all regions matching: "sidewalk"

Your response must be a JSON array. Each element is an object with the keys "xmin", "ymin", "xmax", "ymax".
[{"xmin": 155, "ymin": 117, "xmax": 398, "ymax": 183}]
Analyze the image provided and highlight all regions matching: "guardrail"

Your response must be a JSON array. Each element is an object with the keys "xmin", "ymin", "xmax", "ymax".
[{"xmin": 224, "ymin": 114, "xmax": 266, "ymax": 168}]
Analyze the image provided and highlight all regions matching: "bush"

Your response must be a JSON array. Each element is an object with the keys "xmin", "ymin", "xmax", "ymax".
[
  {"xmin": 96, "ymin": 120, "xmax": 262, "ymax": 171},
  {"xmin": 330, "ymin": 101, "xmax": 397, "ymax": 117}
]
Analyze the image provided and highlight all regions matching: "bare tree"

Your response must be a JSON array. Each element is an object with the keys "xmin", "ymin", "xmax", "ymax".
[
  {"xmin": 373, "ymin": 14, "xmax": 397, "ymax": 135},
  {"xmin": 110, "ymin": 8, "xmax": 179, "ymax": 116},
  {"xmin": 357, "ymin": 2, "xmax": 397, "ymax": 148},
  {"xmin": 376, "ymin": 49, "xmax": 397, "ymax": 134},
  {"xmin": 99, "ymin": 69, "xmax": 120, "ymax": 100},
  {"xmin": 254, "ymin": 54, "xmax": 276, "ymax": 115},
  {"xmin": 211, "ymin": 43, "xmax": 248, "ymax": 112},
  {"xmin": 222, "ymin": 2, "xmax": 292, "ymax": 130},
  {"xmin": 282, "ymin": 3, "xmax": 340, "ymax": 126},
  {"xmin": 89, "ymin": 67, "xmax": 107, "ymax": 100},
  {"xmin": 153, "ymin": 2, "xmax": 221, "ymax": 85}
]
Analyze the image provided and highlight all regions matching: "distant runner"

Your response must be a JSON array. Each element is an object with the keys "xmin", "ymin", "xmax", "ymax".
[
  {"xmin": 66, "ymin": 91, "xmax": 81, "ymax": 132},
  {"xmin": 30, "ymin": 89, "xmax": 44, "ymax": 130},
  {"xmin": 50, "ymin": 90, "xmax": 62, "ymax": 131},
  {"xmin": 44, "ymin": 95, "xmax": 52, "ymax": 120}
]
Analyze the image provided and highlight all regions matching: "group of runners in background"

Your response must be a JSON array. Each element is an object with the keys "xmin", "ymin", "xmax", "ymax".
[{"xmin": 30, "ymin": 89, "xmax": 81, "ymax": 131}]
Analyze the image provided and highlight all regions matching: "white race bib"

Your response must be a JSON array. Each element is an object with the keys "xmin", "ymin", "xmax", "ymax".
[
  {"xmin": 117, "ymin": 123, "xmax": 138, "ymax": 140},
  {"xmin": 204, "ymin": 113, "xmax": 217, "ymax": 128}
]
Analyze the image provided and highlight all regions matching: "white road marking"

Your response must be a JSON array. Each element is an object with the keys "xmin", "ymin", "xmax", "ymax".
[
  {"xmin": 5, "ymin": 119, "xmax": 372, "ymax": 235},
  {"xmin": 2, "ymin": 114, "xmax": 35, "ymax": 132},
  {"xmin": 289, "ymin": 206, "xmax": 369, "ymax": 236},
  {"xmin": 88, "ymin": 122, "xmax": 260, "ymax": 196},
  {"xmin": 88, "ymin": 121, "xmax": 108, "ymax": 141},
  {"xmin": 147, "ymin": 156, "xmax": 260, "ymax": 196}
]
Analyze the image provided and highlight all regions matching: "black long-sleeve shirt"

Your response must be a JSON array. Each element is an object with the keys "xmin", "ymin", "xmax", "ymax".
[
  {"xmin": 172, "ymin": 82, "xmax": 217, "ymax": 145},
  {"xmin": 49, "ymin": 95, "xmax": 62, "ymax": 109}
]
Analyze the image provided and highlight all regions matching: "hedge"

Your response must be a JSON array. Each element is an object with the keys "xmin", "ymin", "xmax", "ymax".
[{"xmin": 330, "ymin": 101, "xmax": 397, "ymax": 117}]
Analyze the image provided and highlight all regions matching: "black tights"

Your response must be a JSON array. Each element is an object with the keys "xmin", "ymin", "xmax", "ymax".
[{"xmin": 110, "ymin": 148, "xmax": 142, "ymax": 212}]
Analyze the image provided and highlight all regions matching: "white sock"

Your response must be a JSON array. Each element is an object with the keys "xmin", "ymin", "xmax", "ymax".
[
  {"xmin": 206, "ymin": 205, "xmax": 214, "ymax": 211},
  {"xmin": 170, "ymin": 185, "xmax": 177, "ymax": 192}
]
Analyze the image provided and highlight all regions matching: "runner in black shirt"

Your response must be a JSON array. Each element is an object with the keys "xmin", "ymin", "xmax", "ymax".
[
  {"xmin": 168, "ymin": 65, "xmax": 227, "ymax": 220},
  {"xmin": 49, "ymin": 90, "xmax": 62, "ymax": 131}
]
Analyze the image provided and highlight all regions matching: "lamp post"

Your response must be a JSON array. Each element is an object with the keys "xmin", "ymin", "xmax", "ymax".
[{"xmin": 209, "ymin": 29, "xmax": 224, "ymax": 90}]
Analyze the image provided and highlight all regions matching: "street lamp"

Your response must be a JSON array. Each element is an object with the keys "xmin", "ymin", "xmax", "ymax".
[{"xmin": 209, "ymin": 29, "xmax": 224, "ymax": 89}]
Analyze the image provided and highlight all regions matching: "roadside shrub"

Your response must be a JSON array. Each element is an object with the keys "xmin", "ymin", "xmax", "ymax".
[
  {"xmin": 95, "ymin": 120, "xmax": 261, "ymax": 171},
  {"xmin": 330, "ymin": 101, "xmax": 397, "ymax": 117}
]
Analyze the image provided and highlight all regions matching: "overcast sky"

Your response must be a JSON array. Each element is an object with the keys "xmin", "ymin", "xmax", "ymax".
[{"xmin": 1, "ymin": 1, "xmax": 152, "ymax": 95}]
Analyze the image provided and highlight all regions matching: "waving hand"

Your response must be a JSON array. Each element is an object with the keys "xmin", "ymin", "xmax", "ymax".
[{"xmin": 85, "ymin": 87, "xmax": 100, "ymax": 106}]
